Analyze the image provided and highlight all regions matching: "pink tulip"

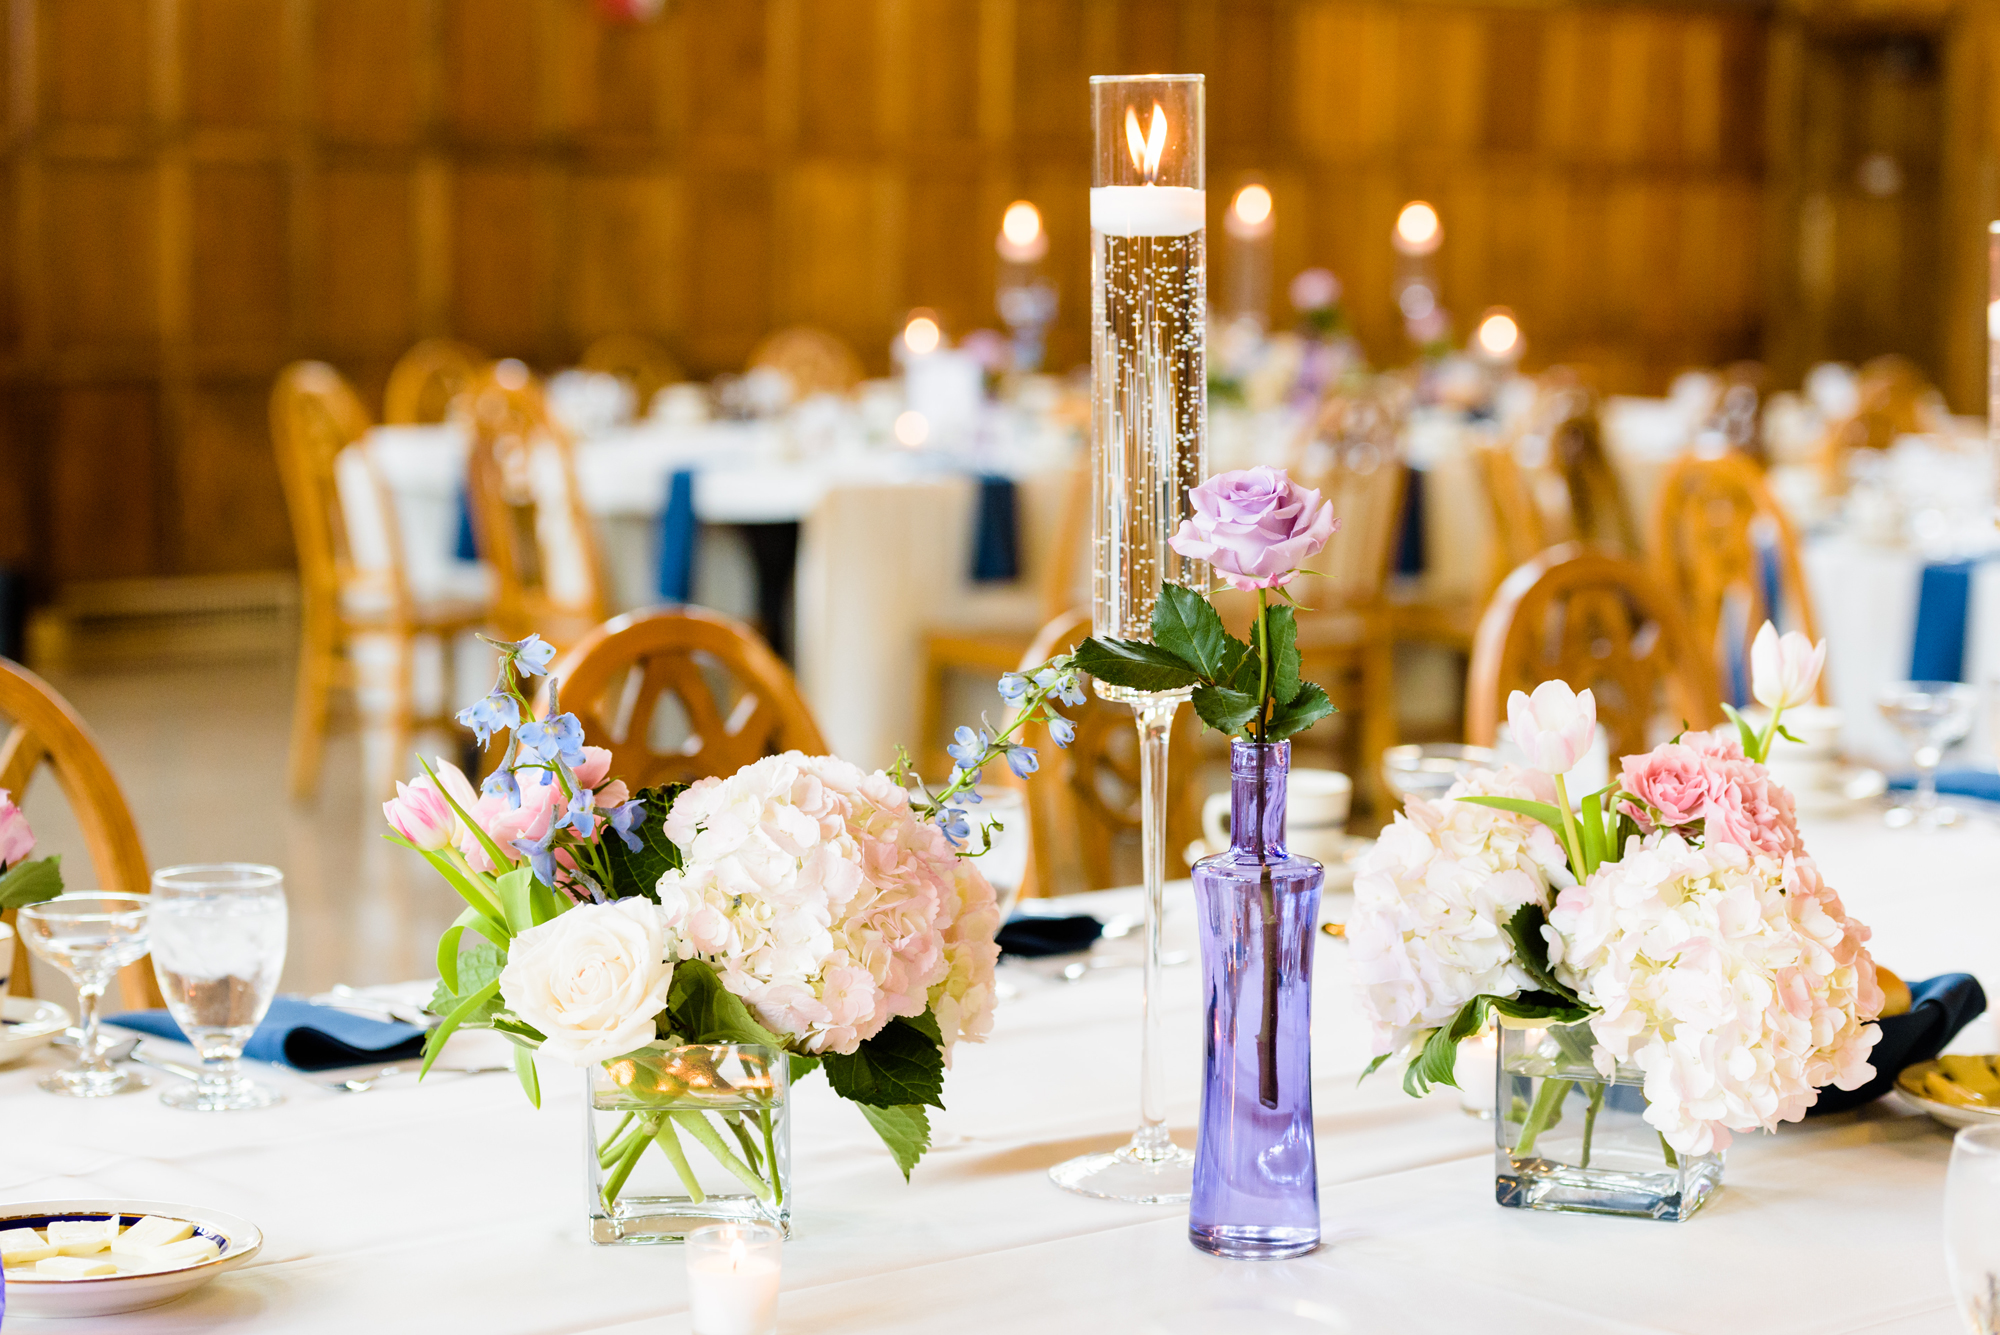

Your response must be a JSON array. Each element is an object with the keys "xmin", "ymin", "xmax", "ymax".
[
  {"xmin": 1750, "ymin": 622, "xmax": 1825, "ymax": 713},
  {"xmin": 0, "ymin": 790, "xmax": 33, "ymax": 867},
  {"xmin": 573, "ymin": 746, "xmax": 614, "ymax": 791},
  {"xmin": 1507, "ymin": 680, "xmax": 1597, "ymax": 775},
  {"xmin": 383, "ymin": 778, "xmax": 456, "ymax": 851}
]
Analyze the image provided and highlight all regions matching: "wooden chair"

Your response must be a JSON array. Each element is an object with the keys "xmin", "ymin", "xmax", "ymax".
[
  {"xmin": 748, "ymin": 326, "xmax": 864, "ymax": 399},
  {"xmin": 916, "ymin": 463, "xmax": 1089, "ymax": 775},
  {"xmin": 581, "ymin": 334, "xmax": 683, "ymax": 411},
  {"xmin": 1549, "ymin": 408, "xmax": 1640, "ymax": 556},
  {"xmin": 1006, "ymin": 610, "xmax": 1200, "ymax": 898},
  {"xmin": 546, "ymin": 606, "xmax": 827, "ymax": 789},
  {"xmin": 463, "ymin": 360, "xmax": 611, "ymax": 653},
  {"xmin": 272, "ymin": 361, "xmax": 488, "ymax": 799},
  {"xmin": 1817, "ymin": 354, "xmax": 1947, "ymax": 489},
  {"xmin": 384, "ymin": 338, "xmax": 486, "ymax": 425},
  {"xmin": 1474, "ymin": 440, "xmax": 1553, "ymax": 594},
  {"xmin": 0, "ymin": 658, "xmax": 162, "ymax": 1008},
  {"xmin": 1650, "ymin": 450, "xmax": 1822, "ymax": 705},
  {"xmin": 1466, "ymin": 544, "xmax": 1722, "ymax": 763}
]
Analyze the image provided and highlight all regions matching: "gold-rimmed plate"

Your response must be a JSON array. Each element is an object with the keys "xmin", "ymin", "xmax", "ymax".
[
  {"xmin": 0, "ymin": 1200, "xmax": 262, "ymax": 1319},
  {"xmin": 1895, "ymin": 1059, "xmax": 2000, "ymax": 1131}
]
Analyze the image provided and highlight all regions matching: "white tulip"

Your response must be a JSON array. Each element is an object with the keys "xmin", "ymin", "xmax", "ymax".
[
  {"xmin": 1749, "ymin": 622, "xmax": 1826, "ymax": 713},
  {"xmin": 1506, "ymin": 680, "xmax": 1598, "ymax": 776}
]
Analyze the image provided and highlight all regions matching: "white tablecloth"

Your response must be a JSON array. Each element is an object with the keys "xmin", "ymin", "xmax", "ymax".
[{"xmin": 3, "ymin": 805, "xmax": 1992, "ymax": 1333}]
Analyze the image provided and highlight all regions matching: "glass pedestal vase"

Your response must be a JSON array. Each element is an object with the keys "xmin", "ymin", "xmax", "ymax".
[
  {"xmin": 1495, "ymin": 1020, "xmax": 1722, "ymax": 1221},
  {"xmin": 585, "ymin": 1042, "xmax": 790, "ymax": 1245},
  {"xmin": 1188, "ymin": 740, "xmax": 1324, "ymax": 1259}
]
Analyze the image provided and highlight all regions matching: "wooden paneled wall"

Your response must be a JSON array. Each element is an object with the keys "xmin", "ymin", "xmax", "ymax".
[{"xmin": 0, "ymin": 0, "xmax": 1960, "ymax": 591}]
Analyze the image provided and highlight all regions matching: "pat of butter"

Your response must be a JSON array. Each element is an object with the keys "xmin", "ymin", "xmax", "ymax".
[
  {"xmin": 45, "ymin": 1219, "xmax": 118, "ymax": 1256},
  {"xmin": 0, "ymin": 1227, "xmax": 57, "ymax": 1263},
  {"xmin": 110, "ymin": 1215, "xmax": 194, "ymax": 1254},
  {"xmin": 129, "ymin": 1236, "xmax": 221, "ymax": 1270},
  {"xmin": 36, "ymin": 1254, "xmax": 118, "ymax": 1278}
]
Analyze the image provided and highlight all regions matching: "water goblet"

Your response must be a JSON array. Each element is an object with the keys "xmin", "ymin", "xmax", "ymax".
[
  {"xmin": 1877, "ymin": 681, "xmax": 1977, "ymax": 827},
  {"xmin": 1381, "ymin": 744, "xmax": 1496, "ymax": 804},
  {"xmin": 17, "ymin": 892, "xmax": 151, "ymax": 1097},
  {"xmin": 1946, "ymin": 1124, "xmax": 2000, "ymax": 1332},
  {"xmin": 148, "ymin": 863, "xmax": 289, "ymax": 1111}
]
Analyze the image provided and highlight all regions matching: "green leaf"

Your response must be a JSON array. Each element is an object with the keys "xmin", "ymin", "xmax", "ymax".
[
  {"xmin": 512, "ymin": 1042, "xmax": 541, "ymax": 1108},
  {"xmin": 0, "ymin": 855, "xmax": 62, "ymax": 913},
  {"xmin": 900, "ymin": 1007, "xmax": 943, "ymax": 1046},
  {"xmin": 1502, "ymin": 904, "xmax": 1585, "ymax": 1008},
  {"xmin": 821, "ymin": 1018, "xmax": 946, "ymax": 1109},
  {"xmin": 1456, "ymin": 795, "xmax": 1569, "ymax": 848},
  {"xmin": 1264, "ymin": 681, "xmax": 1335, "ymax": 742},
  {"xmin": 1401, "ymin": 991, "xmax": 1593, "ymax": 1097},
  {"xmin": 1264, "ymin": 603, "xmax": 1301, "ymax": 706},
  {"xmin": 599, "ymin": 783, "xmax": 687, "ymax": 901},
  {"xmin": 1578, "ymin": 790, "xmax": 1604, "ymax": 873},
  {"xmin": 418, "ymin": 755, "xmax": 516, "ymax": 876},
  {"xmin": 667, "ymin": 958, "xmax": 783, "ymax": 1048},
  {"xmin": 1191, "ymin": 684, "xmax": 1260, "ymax": 736},
  {"xmin": 1719, "ymin": 702, "xmax": 1761, "ymax": 762},
  {"xmin": 787, "ymin": 1053, "xmax": 821, "ymax": 1085},
  {"xmin": 1152, "ymin": 584, "xmax": 1234, "ymax": 681},
  {"xmin": 1071, "ymin": 637, "xmax": 1201, "ymax": 693},
  {"xmin": 393, "ymin": 838, "xmax": 508, "ymax": 939},
  {"xmin": 492, "ymin": 866, "xmax": 537, "ymax": 936},
  {"xmin": 435, "ymin": 921, "xmax": 467, "ymax": 994},
  {"xmin": 1359, "ymin": 1051, "xmax": 1392, "ymax": 1084},
  {"xmin": 429, "ymin": 942, "xmax": 507, "ymax": 1023},
  {"xmin": 856, "ymin": 1103, "xmax": 932, "ymax": 1181},
  {"xmin": 419, "ymin": 978, "xmax": 500, "ymax": 1080}
]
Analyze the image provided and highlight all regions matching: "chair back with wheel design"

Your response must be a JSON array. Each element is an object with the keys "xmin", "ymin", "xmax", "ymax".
[
  {"xmin": 384, "ymin": 338, "xmax": 486, "ymax": 425},
  {"xmin": 1467, "ymin": 544, "xmax": 1721, "ymax": 762},
  {"xmin": 1287, "ymin": 385, "xmax": 1409, "ymax": 613},
  {"xmin": 580, "ymin": 334, "xmax": 682, "ymax": 410},
  {"xmin": 1549, "ymin": 407, "xmax": 1639, "ymax": 556},
  {"xmin": 547, "ymin": 607, "xmax": 827, "ymax": 790},
  {"xmin": 748, "ymin": 326, "xmax": 864, "ymax": 399},
  {"xmin": 0, "ymin": 658, "xmax": 160, "ymax": 1009},
  {"xmin": 1650, "ymin": 450, "xmax": 1822, "ymax": 704},
  {"xmin": 464, "ymin": 361, "xmax": 609, "ymax": 651},
  {"xmin": 1007, "ymin": 610, "xmax": 1199, "ymax": 898},
  {"xmin": 1474, "ymin": 440, "xmax": 1552, "ymax": 593}
]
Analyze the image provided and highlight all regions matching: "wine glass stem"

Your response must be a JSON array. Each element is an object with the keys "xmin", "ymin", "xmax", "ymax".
[
  {"xmin": 75, "ymin": 981, "xmax": 108, "ymax": 1073},
  {"xmin": 1916, "ymin": 744, "xmax": 1942, "ymax": 810},
  {"xmin": 200, "ymin": 1054, "xmax": 241, "ymax": 1097},
  {"xmin": 1129, "ymin": 698, "xmax": 1177, "ymax": 1162}
]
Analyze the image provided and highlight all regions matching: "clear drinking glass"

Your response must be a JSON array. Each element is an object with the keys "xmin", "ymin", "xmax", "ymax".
[
  {"xmin": 1380, "ymin": 743, "xmax": 1497, "ymax": 804},
  {"xmin": 1947, "ymin": 1124, "xmax": 2000, "ymax": 1332},
  {"xmin": 148, "ymin": 864, "xmax": 288, "ymax": 1111},
  {"xmin": 17, "ymin": 893, "xmax": 151, "ymax": 1097},
  {"xmin": 1877, "ymin": 681, "xmax": 1978, "ymax": 827},
  {"xmin": 970, "ymin": 785, "xmax": 1029, "ymax": 923}
]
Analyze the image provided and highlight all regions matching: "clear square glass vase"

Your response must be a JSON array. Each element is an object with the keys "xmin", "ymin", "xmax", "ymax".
[
  {"xmin": 585, "ymin": 1041, "xmax": 791, "ymax": 1245},
  {"xmin": 1495, "ymin": 1020, "xmax": 1722, "ymax": 1222}
]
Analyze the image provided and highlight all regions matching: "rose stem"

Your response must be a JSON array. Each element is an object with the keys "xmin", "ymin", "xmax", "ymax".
[
  {"xmin": 650, "ymin": 1115, "xmax": 707, "ymax": 1204},
  {"xmin": 1254, "ymin": 589, "xmax": 1280, "ymax": 1111}
]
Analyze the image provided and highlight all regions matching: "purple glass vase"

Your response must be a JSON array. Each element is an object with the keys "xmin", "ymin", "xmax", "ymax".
[{"xmin": 1188, "ymin": 739, "xmax": 1324, "ymax": 1259}]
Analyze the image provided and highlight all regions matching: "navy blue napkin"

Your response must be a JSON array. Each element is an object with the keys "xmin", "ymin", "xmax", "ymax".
[
  {"xmin": 997, "ymin": 914, "xmax": 1102, "ymax": 958},
  {"xmin": 1392, "ymin": 466, "xmax": 1425, "ymax": 577},
  {"xmin": 109, "ymin": 995, "xmax": 427, "ymax": 1072},
  {"xmin": 1887, "ymin": 769, "xmax": 2000, "ymax": 803},
  {"xmin": 656, "ymin": 469, "xmax": 698, "ymax": 602},
  {"xmin": 453, "ymin": 486, "xmax": 479, "ymax": 562},
  {"xmin": 1807, "ymin": 973, "xmax": 1987, "ymax": 1115},
  {"xmin": 972, "ymin": 475, "xmax": 1019, "ymax": 583},
  {"xmin": 1910, "ymin": 560, "xmax": 1977, "ymax": 683}
]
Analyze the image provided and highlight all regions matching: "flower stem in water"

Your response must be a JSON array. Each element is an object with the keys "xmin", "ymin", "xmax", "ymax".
[
  {"xmin": 1515, "ymin": 1077, "xmax": 1572, "ymax": 1158},
  {"xmin": 650, "ymin": 1115, "xmax": 706, "ymax": 1204}
]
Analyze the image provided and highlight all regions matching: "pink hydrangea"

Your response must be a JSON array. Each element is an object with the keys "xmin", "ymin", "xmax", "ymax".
[
  {"xmin": 654, "ymin": 752, "xmax": 998, "ymax": 1059},
  {"xmin": 1617, "ymin": 730, "xmax": 1800, "ymax": 860}
]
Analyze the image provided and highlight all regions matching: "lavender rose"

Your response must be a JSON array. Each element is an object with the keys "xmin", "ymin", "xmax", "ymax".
[{"xmin": 1169, "ymin": 466, "xmax": 1339, "ymax": 592}]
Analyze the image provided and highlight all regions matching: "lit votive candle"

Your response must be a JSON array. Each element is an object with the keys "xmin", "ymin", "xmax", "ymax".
[
  {"xmin": 685, "ymin": 1223, "xmax": 782, "ymax": 1335},
  {"xmin": 1455, "ymin": 1024, "xmax": 1498, "ymax": 1118}
]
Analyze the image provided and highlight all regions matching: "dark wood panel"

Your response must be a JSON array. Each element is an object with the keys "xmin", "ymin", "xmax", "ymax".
[
  {"xmin": 683, "ymin": 2, "xmax": 768, "ymax": 142},
  {"xmin": 444, "ymin": 0, "xmax": 542, "ymax": 144},
  {"xmin": 907, "ymin": 0, "xmax": 979, "ymax": 144},
  {"xmin": 186, "ymin": 0, "xmax": 287, "ymax": 128},
  {"xmin": 50, "ymin": 386, "xmax": 158, "ymax": 580},
  {"xmin": 317, "ymin": 168, "xmax": 416, "ymax": 345},
  {"xmin": 798, "ymin": 0, "xmax": 879, "ymax": 154},
  {"xmin": 41, "ymin": 0, "xmax": 153, "ymax": 125},
  {"xmin": 177, "ymin": 382, "xmax": 294, "ymax": 573},
  {"xmin": 190, "ymin": 165, "xmax": 290, "ymax": 344},
  {"xmin": 567, "ymin": 171, "xmax": 683, "ymax": 338},
  {"xmin": 44, "ymin": 166, "xmax": 160, "ymax": 345},
  {"xmin": 687, "ymin": 170, "xmax": 771, "ymax": 352},
  {"xmin": 314, "ymin": 0, "xmax": 424, "ymax": 143},
  {"xmin": 452, "ymin": 166, "xmax": 541, "ymax": 348}
]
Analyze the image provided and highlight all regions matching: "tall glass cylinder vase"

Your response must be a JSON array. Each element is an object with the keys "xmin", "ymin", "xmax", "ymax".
[
  {"xmin": 1048, "ymin": 72, "xmax": 1208, "ymax": 1206},
  {"xmin": 1189, "ymin": 741, "xmax": 1323, "ymax": 1258}
]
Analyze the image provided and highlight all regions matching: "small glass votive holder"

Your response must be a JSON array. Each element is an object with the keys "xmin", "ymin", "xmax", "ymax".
[{"xmin": 686, "ymin": 1222, "xmax": 782, "ymax": 1335}]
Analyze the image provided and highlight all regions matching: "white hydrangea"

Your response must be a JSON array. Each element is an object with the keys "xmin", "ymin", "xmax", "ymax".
[
  {"xmin": 1348, "ymin": 767, "xmax": 1575, "ymax": 1058},
  {"xmin": 655, "ymin": 752, "xmax": 998, "ymax": 1059},
  {"xmin": 1546, "ymin": 832, "xmax": 1882, "ymax": 1155}
]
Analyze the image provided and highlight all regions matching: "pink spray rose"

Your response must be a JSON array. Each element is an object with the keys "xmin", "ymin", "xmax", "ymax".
[
  {"xmin": 0, "ymin": 790, "xmax": 34, "ymax": 867},
  {"xmin": 1169, "ymin": 467, "xmax": 1339, "ymax": 592},
  {"xmin": 1619, "ymin": 730, "xmax": 1801, "ymax": 859}
]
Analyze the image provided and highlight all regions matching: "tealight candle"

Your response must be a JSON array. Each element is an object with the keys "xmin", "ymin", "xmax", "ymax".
[
  {"xmin": 1455, "ymin": 1024, "xmax": 1498, "ymax": 1118},
  {"xmin": 685, "ymin": 1223, "xmax": 781, "ymax": 1335}
]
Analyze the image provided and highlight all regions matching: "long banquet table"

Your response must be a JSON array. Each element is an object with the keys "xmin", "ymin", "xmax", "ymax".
[{"xmin": 3, "ymin": 803, "xmax": 1993, "ymax": 1333}]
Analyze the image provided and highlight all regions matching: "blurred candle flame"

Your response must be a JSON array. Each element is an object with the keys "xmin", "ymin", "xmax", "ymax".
[
  {"xmin": 1231, "ymin": 184, "xmax": 1272, "ymax": 227},
  {"xmin": 1394, "ymin": 201, "xmax": 1441, "ymax": 255},
  {"xmin": 1002, "ymin": 201, "xmax": 1042, "ymax": 248},
  {"xmin": 903, "ymin": 313, "xmax": 940, "ymax": 356},
  {"xmin": 1475, "ymin": 308, "xmax": 1520, "ymax": 358},
  {"xmin": 1124, "ymin": 103, "xmax": 1168, "ymax": 181}
]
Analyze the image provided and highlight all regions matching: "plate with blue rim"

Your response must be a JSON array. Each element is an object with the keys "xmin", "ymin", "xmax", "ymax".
[
  {"xmin": 0, "ymin": 996, "xmax": 70, "ymax": 1066},
  {"xmin": 1, "ymin": 1199, "xmax": 262, "ymax": 1319}
]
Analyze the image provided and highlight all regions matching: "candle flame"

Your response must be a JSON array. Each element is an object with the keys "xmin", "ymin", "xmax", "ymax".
[
  {"xmin": 1124, "ymin": 103, "xmax": 1168, "ymax": 181},
  {"xmin": 728, "ymin": 1235, "xmax": 746, "ymax": 1270}
]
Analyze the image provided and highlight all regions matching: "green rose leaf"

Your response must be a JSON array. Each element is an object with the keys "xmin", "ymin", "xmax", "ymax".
[
  {"xmin": 1192, "ymin": 684, "xmax": 1260, "ymax": 736},
  {"xmin": 1401, "ymin": 990, "xmax": 1592, "ymax": 1097},
  {"xmin": 857, "ymin": 1103, "xmax": 932, "ymax": 1181},
  {"xmin": 668, "ymin": 958, "xmax": 784, "ymax": 1049},
  {"xmin": 599, "ymin": 783, "xmax": 687, "ymax": 901},
  {"xmin": 1263, "ymin": 681, "xmax": 1334, "ymax": 742},
  {"xmin": 821, "ymin": 1017, "xmax": 946, "ymax": 1110},
  {"xmin": 428, "ymin": 941, "xmax": 507, "ymax": 1023},
  {"xmin": 0, "ymin": 855, "xmax": 62, "ymax": 913},
  {"xmin": 1264, "ymin": 604, "xmax": 1301, "ymax": 706},
  {"xmin": 1071, "ymin": 637, "xmax": 1201, "ymax": 693},
  {"xmin": 1152, "ymin": 584, "xmax": 1235, "ymax": 682}
]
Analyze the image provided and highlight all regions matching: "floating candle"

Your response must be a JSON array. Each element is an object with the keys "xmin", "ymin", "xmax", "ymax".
[{"xmin": 1089, "ymin": 185, "xmax": 1205, "ymax": 238}]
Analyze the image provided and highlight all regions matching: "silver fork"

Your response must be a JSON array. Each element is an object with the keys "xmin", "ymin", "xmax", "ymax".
[{"xmin": 320, "ymin": 1063, "xmax": 512, "ymax": 1093}]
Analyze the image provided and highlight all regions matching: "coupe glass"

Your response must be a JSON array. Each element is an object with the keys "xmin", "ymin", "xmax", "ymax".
[
  {"xmin": 969, "ymin": 785, "xmax": 1029, "ymax": 923},
  {"xmin": 1877, "ymin": 681, "xmax": 1977, "ymax": 827},
  {"xmin": 1381, "ymin": 744, "xmax": 1497, "ymax": 804},
  {"xmin": 17, "ymin": 892, "xmax": 151, "ymax": 1096},
  {"xmin": 148, "ymin": 864, "xmax": 288, "ymax": 1111},
  {"xmin": 1946, "ymin": 1124, "xmax": 2000, "ymax": 1332}
]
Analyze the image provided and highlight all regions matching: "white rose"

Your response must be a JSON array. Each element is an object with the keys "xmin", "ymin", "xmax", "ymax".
[{"xmin": 499, "ymin": 899, "xmax": 675, "ymax": 1065}]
